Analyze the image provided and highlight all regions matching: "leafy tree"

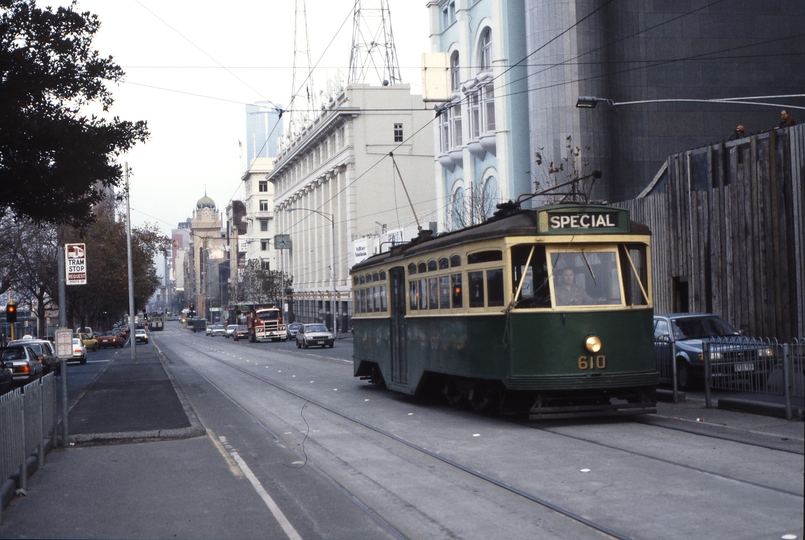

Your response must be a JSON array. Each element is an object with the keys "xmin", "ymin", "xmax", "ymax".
[
  {"xmin": 239, "ymin": 259, "xmax": 293, "ymax": 305},
  {"xmin": 0, "ymin": 0, "xmax": 149, "ymax": 227}
]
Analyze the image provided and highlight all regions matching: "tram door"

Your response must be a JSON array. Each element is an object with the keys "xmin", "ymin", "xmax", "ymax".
[{"xmin": 389, "ymin": 267, "xmax": 408, "ymax": 384}]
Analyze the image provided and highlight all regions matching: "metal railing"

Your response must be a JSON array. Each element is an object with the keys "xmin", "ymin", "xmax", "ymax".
[
  {"xmin": 0, "ymin": 374, "xmax": 57, "ymax": 523},
  {"xmin": 655, "ymin": 335, "xmax": 804, "ymax": 420}
]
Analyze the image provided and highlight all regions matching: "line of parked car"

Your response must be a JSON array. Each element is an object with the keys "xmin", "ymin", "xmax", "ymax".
[{"xmin": 202, "ymin": 321, "xmax": 334, "ymax": 349}]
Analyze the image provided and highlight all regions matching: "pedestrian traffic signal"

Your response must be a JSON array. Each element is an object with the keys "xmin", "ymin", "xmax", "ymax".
[{"xmin": 6, "ymin": 303, "xmax": 16, "ymax": 323}]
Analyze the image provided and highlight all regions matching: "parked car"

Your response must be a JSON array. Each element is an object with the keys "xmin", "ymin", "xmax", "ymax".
[
  {"xmin": 224, "ymin": 324, "xmax": 238, "ymax": 338},
  {"xmin": 205, "ymin": 324, "xmax": 213, "ymax": 336},
  {"xmin": 210, "ymin": 324, "xmax": 226, "ymax": 337},
  {"xmin": 134, "ymin": 328, "xmax": 149, "ymax": 344},
  {"xmin": 286, "ymin": 322, "xmax": 303, "ymax": 340},
  {"xmin": 8, "ymin": 337, "xmax": 59, "ymax": 374},
  {"xmin": 96, "ymin": 331, "xmax": 124, "ymax": 349},
  {"xmin": 295, "ymin": 323, "xmax": 334, "ymax": 349},
  {"xmin": 232, "ymin": 325, "xmax": 249, "ymax": 341},
  {"xmin": 75, "ymin": 332, "xmax": 99, "ymax": 352},
  {"xmin": 1, "ymin": 346, "xmax": 45, "ymax": 385},
  {"xmin": 72, "ymin": 338, "xmax": 87, "ymax": 364},
  {"xmin": 0, "ymin": 357, "xmax": 12, "ymax": 395},
  {"xmin": 653, "ymin": 313, "xmax": 773, "ymax": 390}
]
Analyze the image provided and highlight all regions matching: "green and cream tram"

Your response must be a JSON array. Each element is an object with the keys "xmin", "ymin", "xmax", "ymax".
[{"xmin": 351, "ymin": 203, "xmax": 658, "ymax": 418}]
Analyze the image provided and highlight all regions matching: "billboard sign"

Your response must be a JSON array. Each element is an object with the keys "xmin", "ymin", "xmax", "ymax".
[{"xmin": 65, "ymin": 243, "xmax": 87, "ymax": 285}]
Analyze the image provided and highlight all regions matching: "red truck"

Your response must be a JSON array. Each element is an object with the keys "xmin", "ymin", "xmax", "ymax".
[{"xmin": 245, "ymin": 306, "xmax": 287, "ymax": 342}]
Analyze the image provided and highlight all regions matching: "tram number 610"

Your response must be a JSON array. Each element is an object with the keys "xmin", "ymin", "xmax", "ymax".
[{"xmin": 578, "ymin": 355, "xmax": 607, "ymax": 370}]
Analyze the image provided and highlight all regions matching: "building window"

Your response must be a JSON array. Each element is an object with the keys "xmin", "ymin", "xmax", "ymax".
[
  {"xmin": 479, "ymin": 28, "xmax": 492, "ymax": 72},
  {"xmin": 261, "ymin": 240, "xmax": 269, "ymax": 251},
  {"xmin": 482, "ymin": 175, "xmax": 499, "ymax": 219},
  {"xmin": 394, "ymin": 123, "xmax": 403, "ymax": 142},
  {"xmin": 259, "ymin": 199, "xmax": 268, "ymax": 211},
  {"xmin": 469, "ymin": 84, "xmax": 494, "ymax": 138},
  {"xmin": 451, "ymin": 185, "xmax": 465, "ymax": 230},
  {"xmin": 260, "ymin": 219, "xmax": 268, "ymax": 232},
  {"xmin": 259, "ymin": 180, "xmax": 268, "ymax": 192},
  {"xmin": 450, "ymin": 51, "xmax": 460, "ymax": 92}
]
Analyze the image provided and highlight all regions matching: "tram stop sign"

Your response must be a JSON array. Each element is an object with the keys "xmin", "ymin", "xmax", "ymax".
[
  {"xmin": 65, "ymin": 243, "xmax": 87, "ymax": 285},
  {"xmin": 55, "ymin": 327, "xmax": 73, "ymax": 359}
]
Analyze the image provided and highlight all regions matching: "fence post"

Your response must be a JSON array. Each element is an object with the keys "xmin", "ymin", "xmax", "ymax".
[
  {"xmin": 19, "ymin": 395, "xmax": 27, "ymax": 493},
  {"xmin": 782, "ymin": 343, "xmax": 792, "ymax": 421},
  {"xmin": 671, "ymin": 340, "xmax": 679, "ymax": 403},
  {"xmin": 703, "ymin": 341, "xmax": 712, "ymax": 409},
  {"xmin": 38, "ymin": 380, "xmax": 44, "ymax": 468}
]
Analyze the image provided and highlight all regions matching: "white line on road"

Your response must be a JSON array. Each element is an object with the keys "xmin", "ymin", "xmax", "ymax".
[{"xmin": 218, "ymin": 435, "xmax": 304, "ymax": 540}]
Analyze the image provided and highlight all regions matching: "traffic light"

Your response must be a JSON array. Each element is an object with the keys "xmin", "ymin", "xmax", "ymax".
[{"xmin": 6, "ymin": 303, "xmax": 16, "ymax": 323}]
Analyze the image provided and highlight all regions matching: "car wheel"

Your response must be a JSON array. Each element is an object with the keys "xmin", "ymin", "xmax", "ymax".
[
  {"xmin": 676, "ymin": 359, "xmax": 690, "ymax": 391},
  {"xmin": 80, "ymin": 356, "xmax": 87, "ymax": 365},
  {"xmin": 93, "ymin": 344, "xmax": 98, "ymax": 352},
  {"xmin": 296, "ymin": 341, "xmax": 301, "ymax": 348},
  {"xmin": 303, "ymin": 341, "xmax": 308, "ymax": 349}
]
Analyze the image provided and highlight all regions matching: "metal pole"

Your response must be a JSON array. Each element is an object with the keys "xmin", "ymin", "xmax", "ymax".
[
  {"xmin": 58, "ymin": 246, "xmax": 68, "ymax": 447},
  {"xmin": 782, "ymin": 343, "xmax": 792, "ymax": 421},
  {"xmin": 703, "ymin": 342, "xmax": 712, "ymax": 409},
  {"xmin": 125, "ymin": 162, "xmax": 136, "ymax": 359},
  {"xmin": 331, "ymin": 217, "xmax": 337, "ymax": 338}
]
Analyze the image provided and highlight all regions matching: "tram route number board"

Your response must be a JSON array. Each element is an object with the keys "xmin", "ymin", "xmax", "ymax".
[{"xmin": 66, "ymin": 243, "xmax": 87, "ymax": 285}]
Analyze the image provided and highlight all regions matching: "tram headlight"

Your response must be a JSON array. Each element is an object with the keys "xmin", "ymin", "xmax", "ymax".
[{"xmin": 585, "ymin": 335, "xmax": 602, "ymax": 354}]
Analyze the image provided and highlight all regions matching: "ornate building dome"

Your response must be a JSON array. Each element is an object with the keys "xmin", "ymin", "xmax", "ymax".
[{"xmin": 196, "ymin": 193, "xmax": 216, "ymax": 210}]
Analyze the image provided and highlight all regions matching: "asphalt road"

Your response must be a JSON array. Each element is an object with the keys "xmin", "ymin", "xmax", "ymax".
[{"xmin": 157, "ymin": 324, "xmax": 804, "ymax": 540}]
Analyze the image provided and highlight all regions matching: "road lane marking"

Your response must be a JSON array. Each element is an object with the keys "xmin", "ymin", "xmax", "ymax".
[
  {"xmin": 219, "ymin": 435, "xmax": 303, "ymax": 540},
  {"xmin": 207, "ymin": 429, "xmax": 243, "ymax": 478}
]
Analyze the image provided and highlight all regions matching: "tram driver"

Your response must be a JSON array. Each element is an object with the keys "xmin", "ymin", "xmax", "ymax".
[{"xmin": 555, "ymin": 268, "xmax": 600, "ymax": 306}]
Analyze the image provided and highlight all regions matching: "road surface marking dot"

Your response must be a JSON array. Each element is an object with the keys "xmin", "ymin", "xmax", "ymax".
[
  {"xmin": 408, "ymin": 413, "xmax": 414, "ymax": 416},
  {"xmin": 580, "ymin": 469, "xmax": 591, "ymax": 473},
  {"xmin": 365, "ymin": 399, "xmax": 370, "ymax": 402},
  {"xmin": 781, "ymin": 535, "xmax": 797, "ymax": 540},
  {"xmin": 472, "ymin": 434, "xmax": 480, "ymax": 437}
]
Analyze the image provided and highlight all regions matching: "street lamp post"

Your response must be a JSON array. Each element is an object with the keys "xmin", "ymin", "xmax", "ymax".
[{"xmin": 286, "ymin": 207, "xmax": 337, "ymax": 337}]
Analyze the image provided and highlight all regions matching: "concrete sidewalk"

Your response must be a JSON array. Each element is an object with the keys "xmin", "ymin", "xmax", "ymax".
[{"xmin": 67, "ymin": 346, "xmax": 205, "ymax": 444}]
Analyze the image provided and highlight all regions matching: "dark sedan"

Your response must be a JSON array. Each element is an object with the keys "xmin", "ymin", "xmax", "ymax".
[{"xmin": 653, "ymin": 313, "xmax": 773, "ymax": 390}]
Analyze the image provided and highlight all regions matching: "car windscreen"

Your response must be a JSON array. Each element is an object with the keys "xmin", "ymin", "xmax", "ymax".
[
  {"xmin": 672, "ymin": 316, "xmax": 740, "ymax": 339},
  {"xmin": 306, "ymin": 325, "xmax": 328, "ymax": 333}
]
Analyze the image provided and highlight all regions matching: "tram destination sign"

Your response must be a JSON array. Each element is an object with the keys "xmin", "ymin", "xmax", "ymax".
[
  {"xmin": 537, "ymin": 207, "xmax": 628, "ymax": 234},
  {"xmin": 65, "ymin": 243, "xmax": 87, "ymax": 285}
]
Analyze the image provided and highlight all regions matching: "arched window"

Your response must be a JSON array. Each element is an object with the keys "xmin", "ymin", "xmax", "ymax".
[
  {"xmin": 482, "ymin": 175, "xmax": 499, "ymax": 218},
  {"xmin": 479, "ymin": 28, "xmax": 492, "ymax": 72},
  {"xmin": 451, "ymin": 185, "xmax": 466, "ymax": 230}
]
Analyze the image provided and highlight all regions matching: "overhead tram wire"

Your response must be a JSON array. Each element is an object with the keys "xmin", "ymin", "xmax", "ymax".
[{"xmin": 133, "ymin": 0, "xmax": 281, "ymax": 113}]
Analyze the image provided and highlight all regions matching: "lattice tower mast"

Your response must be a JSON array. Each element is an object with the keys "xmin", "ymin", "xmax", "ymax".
[
  {"xmin": 348, "ymin": 0, "xmax": 401, "ymax": 85},
  {"xmin": 288, "ymin": 0, "xmax": 317, "ymax": 139}
]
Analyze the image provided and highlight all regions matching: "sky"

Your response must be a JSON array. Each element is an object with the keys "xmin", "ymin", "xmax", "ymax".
[{"xmin": 55, "ymin": 0, "xmax": 431, "ymax": 236}]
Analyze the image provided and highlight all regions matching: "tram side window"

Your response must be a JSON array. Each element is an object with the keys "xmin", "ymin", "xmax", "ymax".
[
  {"xmin": 511, "ymin": 245, "xmax": 550, "ymax": 308},
  {"xmin": 354, "ymin": 291, "xmax": 360, "ymax": 313},
  {"xmin": 428, "ymin": 277, "xmax": 439, "ymax": 309},
  {"xmin": 419, "ymin": 278, "xmax": 428, "ymax": 309},
  {"xmin": 380, "ymin": 285, "xmax": 388, "ymax": 311},
  {"xmin": 468, "ymin": 271, "xmax": 485, "ymax": 308},
  {"xmin": 451, "ymin": 273, "xmax": 463, "ymax": 308},
  {"xmin": 373, "ymin": 286, "xmax": 380, "ymax": 311},
  {"xmin": 360, "ymin": 288, "xmax": 367, "ymax": 312},
  {"xmin": 620, "ymin": 244, "xmax": 649, "ymax": 306},
  {"xmin": 439, "ymin": 276, "xmax": 451, "ymax": 308},
  {"xmin": 409, "ymin": 281, "xmax": 418, "ymax": 310},
  {"xmin": 487, "ymin": 269, "xmax": 504, "ymax": 307}
]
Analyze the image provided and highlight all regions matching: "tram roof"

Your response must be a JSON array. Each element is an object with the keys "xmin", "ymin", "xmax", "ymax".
[{"xmin": 351, "ymin": 203, "xmax": 649, "ymax": 273}]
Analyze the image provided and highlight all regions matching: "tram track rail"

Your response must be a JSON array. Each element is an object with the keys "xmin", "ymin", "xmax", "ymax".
[
  {"xmin": 159, "ymin": 332, "xmax": 803, "ymax": 539},
  {"xmin": 159, "ymin": 336, "xmax": 639, "ymax": 540}
]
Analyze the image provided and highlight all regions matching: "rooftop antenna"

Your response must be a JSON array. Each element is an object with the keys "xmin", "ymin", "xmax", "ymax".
[
  {"xmin": 288, "ymin": 0, "xmax": 317, "ymax": 139},
  {"xmin": 348, "ymin": 0, "xmax": 401, "ymax": 86}
]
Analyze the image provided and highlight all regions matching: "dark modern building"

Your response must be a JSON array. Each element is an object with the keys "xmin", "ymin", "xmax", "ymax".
[{"xmin": 525, "ymin": 0, "xmax": 805, "ymax": 202}]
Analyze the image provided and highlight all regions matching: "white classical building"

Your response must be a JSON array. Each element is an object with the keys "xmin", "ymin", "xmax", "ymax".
[{"xmin": 268, "ymin": 83, "xmax": 437, "ymax": 332}]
